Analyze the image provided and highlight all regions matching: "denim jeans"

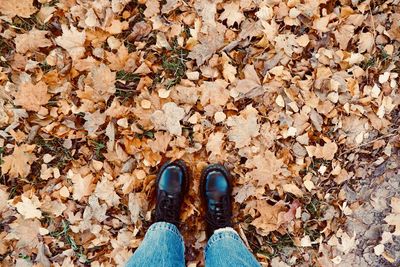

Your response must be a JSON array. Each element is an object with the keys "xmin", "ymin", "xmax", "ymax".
[{"xmin": 126, "ymin": 222, "xmax": 260, "ymax": 267}]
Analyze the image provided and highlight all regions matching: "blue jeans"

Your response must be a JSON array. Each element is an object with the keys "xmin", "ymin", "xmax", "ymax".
[{"xmin": 126, "ymin": 222, "xmax": 260, "ymax": 267}]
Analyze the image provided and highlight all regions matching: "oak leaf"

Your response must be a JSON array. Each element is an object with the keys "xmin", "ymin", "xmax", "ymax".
[
  {"xmin": 14, "ymin": 81, "xmax": 50, "ymax": 112},
  {"xmin": 2, "ymin": 144, "xmax": 36, "ymax": 178}
]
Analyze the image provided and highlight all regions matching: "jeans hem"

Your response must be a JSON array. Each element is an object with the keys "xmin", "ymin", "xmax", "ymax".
[
  {"xmin": 205, "ymin": 229, "xmax": 241, "ymax": 254},
  {"xmin": 148, "ymin": 221, "xmax": 183, "ymax": 242}
]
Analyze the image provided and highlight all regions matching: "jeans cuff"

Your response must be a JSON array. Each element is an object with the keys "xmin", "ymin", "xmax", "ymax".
[
  {"xmin": 205, "ymin": 227, "xmax": 241, "ymax": 252},
  {"xmin": 148, "ymin": 222, "xmax": 183, "ymax": 241}
]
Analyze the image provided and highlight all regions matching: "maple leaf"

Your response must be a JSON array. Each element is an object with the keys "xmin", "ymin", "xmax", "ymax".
[
  {"xmin": 188, "ymin": 25, "xmax": 225, "ymax": 66},
  {"xmin": 14, "ymin": 81, "xmax": 50, "ymax": 112},
  {"xmin": 91, "ymin": 63, "xmax": 116, "ymax": 102},
  {"xmin": 226, "ymin": 105, "xmax": 260, "ymax": 148},
  {"xmin": 15, "ymin": 29, "xmax": 52, "ymax": 54},
  {"xmin": 2, "ymin": 144, "xmax": 36, "ymax": 178},
  {"xmin": 7, "ymin": 217, "xmax": 41, "ymax": 249},
  {"xmin": 305, "ymin": 142, "xmax": 338, "ymax": 161},
  {"xmin": 248, "ymin": 200, "xmax": 287, "ymax": 236},
  {"xmin": 206, "ymin": 132, "xmax": 224, "ymax": 160},
  {"xmin": 68, "ymin": 170, "xmax": 94, "ymax": 201},
  {"xmin": 95, "ymin": 177, "xmax": 121, "ymax": 206},
  {"xmin": 219, "ymin": 2, "xmax": 245, "ymax": 27},
  {"xmin": 151, "ymin": 102, "xmax": 185, "ymax": 136},
  {"xmin": 246, "ymin": 150, "xmax": 283, "ymax": 189},
  {"xmin": 199, "ymin": 79, "xmax": 229, "ymax": 107},
  {"xmin": 0, "ymin": 0, "xmax": 37, "ymax": 18},
  {"xmin": 0, "ymin": 186, "xmax": 8, "ymax": 212},
  {"xmin": 147, "ymin": 132, "xmax": 172, "ymax": 153},
  {"xmin": 231, "ymin": 64, "xmax": 261, "ymax": 98},
  {"xmin": 143, "ymin": 0, "xmax": 160, "ymax": 18},
  {"xmin": 358, "ymin": 32, "xmax": 374, "ymax": 53},
  {"xmin": 83, "ymin": 110, "xmax": 106, "ymax": 135},
  {"xmin": 55, "ymin": 25, "xmax": 86, "ymax": 61},
  {"xmin": 334, "ymin": 24, "xmax": 355, "ymax": 50},
  {"xmin": 15, "ymin": 195, "xmax": 42, "ymax": 219}
]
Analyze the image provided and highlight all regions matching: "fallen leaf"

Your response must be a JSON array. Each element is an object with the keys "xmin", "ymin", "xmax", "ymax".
[
  {"xmin": 55, "ymin": 25, "xmax": 86, "ymax": 61},
  {"xmin": 15, "ymin": 195, "xmax": 42, "ymax": 219},
  {"xmin": 2, "ymin": 144, "xmax": 36, "ymax": 179},
  {"xmin": 249, "ymin": 200, "xmax": 287, "ymax": 235},
  {"xmin": 151, "ymin": 102, "xmax": 185, "ymax": 136},
  {"xmin": 226, "ymin": 105, "xmax": 260, "ymax": 148},
  {"xmin": 384, "ymin": 197, "xmax": 400, "ymax": 236},
  {"xmin": 14, "ymin": 81, "xmax": 50, "ymax": 112},
  {"xmin": 0, "ymin": 0, "xmax": 37, "ymax": 18},
  {"xmin": 15, "ymin": 29, "xmax": 52, "ymax": 54},
  {"xmin": 219, "ymin": 2, "xmax": 245, "ymax": 27}
]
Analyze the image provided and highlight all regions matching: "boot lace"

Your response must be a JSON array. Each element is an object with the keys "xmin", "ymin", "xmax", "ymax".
[
  {"xmin": 206, "ymin": 196, "xmax": 232, "ymax": 229},
  {"xmin": 156, "ymin": 192, "xmax": 180, "ymax": 225}
]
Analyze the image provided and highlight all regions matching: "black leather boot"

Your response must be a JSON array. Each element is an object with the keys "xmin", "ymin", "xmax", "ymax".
[
  {"xmin": 154, "ymin": 160, "xmax": 189, "ymax": 226},
  {"xmin": 201, "ymin": 164, "xmax": 233, "ymax": 237}
]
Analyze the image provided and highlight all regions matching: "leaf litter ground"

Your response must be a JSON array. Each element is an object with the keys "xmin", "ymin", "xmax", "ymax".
[{"xmin": 0, "ymin": 0, "xmax": 400, "ymax": 266}]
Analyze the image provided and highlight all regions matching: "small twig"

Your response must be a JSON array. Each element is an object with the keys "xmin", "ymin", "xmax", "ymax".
[{"xmin": 339, "ymin": 131, "xmax": 398, "ymax": 156}]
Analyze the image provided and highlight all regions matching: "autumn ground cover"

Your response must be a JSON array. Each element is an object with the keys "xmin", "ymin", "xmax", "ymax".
[{"xmin": 0, "ymin": 0, "xmax": 399, "ymax": 266}]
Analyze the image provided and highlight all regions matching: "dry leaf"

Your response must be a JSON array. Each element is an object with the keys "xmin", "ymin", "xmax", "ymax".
[
  {"xmin": 2, "ymin": 144, "xmax": 36, "ymax": 178},
  {"xmin": 151, "ymin": 102, "xmax": 185, "ymax": 136},
  {"xmin": 226, "ymin": 105, "xmax": 260, "ymax": 148},
  {"xmin": 95, "ymin": 177, "xmax": 120, "ymax": 206},
  {"xmin": 219, "ymin": 2, "xmax": 245, "ymax": 27},
  {"xmin": 14, "ymin": 81, "xmax": 50, "ymax": 112},
  {"xmin": 305, "ymin": 142, "xmax": 338, "ymax": 161},
  {"xmin": 358, "ymin": 32, "xmax": 374, "ymax": 53},
  {"xmin": 246, "ymin": 150, "xmax": 283, "ymax": 189},
  {"xmin": 55, "ymin": 25, "xmax": 86, "ymax": 61},
  {"xmin": 384, "ymin": 197, "xmax": 400, "ymax": 236},
  {"xmin": 0, "ymin": 0, "xmax": 37, "ymax": 18},
  {"xmin": 144, "ymin": 0, "xmax": 160, "ymax": 18},
  {"xmin": 249, "ymin": 200, "xmax": 286, "ymax": 235},
  {"xmin": 68, "ymin": 170, "xmax": 94, "ymax": 201},
  {"xmin": 15, "ymin": 29, "xmax": 52, "ymax": 54},
  {"xmin": 15, "ymin": 195, "xmax": 42, "ymax": 219}
]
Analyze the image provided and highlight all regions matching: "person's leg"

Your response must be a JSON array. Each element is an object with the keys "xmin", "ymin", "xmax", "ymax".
[
  {"xmin": 200, "ymin": 164, "xmax": 260, "ymax": 267},
  {"xmin": 126, "ymin": 160, "xmax": 189, "ymax": 267},
  {"xmin": 126, "ymin": 222, "xmax": 185, "ymax": 267},
  {"xmin": 205, "ymin": 227, "xmax": 260, "ymax": 267}
]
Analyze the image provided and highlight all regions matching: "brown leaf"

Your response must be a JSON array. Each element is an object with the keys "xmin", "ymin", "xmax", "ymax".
[
  {"xmin": 249, "ymin": 200, "xmax": 287, "ymax": 236},
  {"xmin": 0, "ymin": 0, "xmax": 37, "ymax": 18},
  {"xmin": 15, "ymin": 29, "xmax": 52, "ymax": 54},
  {"xmin": 2, "ymin": 144, "xmax": 36, "ymax": 179},
  {"xmin": 55, "ymin": 25, "xmax": 86, "ymax": 61},
  {"xmin": 226, "ymin": 105, "xmax": 260, "ymax": 148},
  {"xmin": 14, "ymin": 81, "xmax": 50, "ymax": 112}
]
